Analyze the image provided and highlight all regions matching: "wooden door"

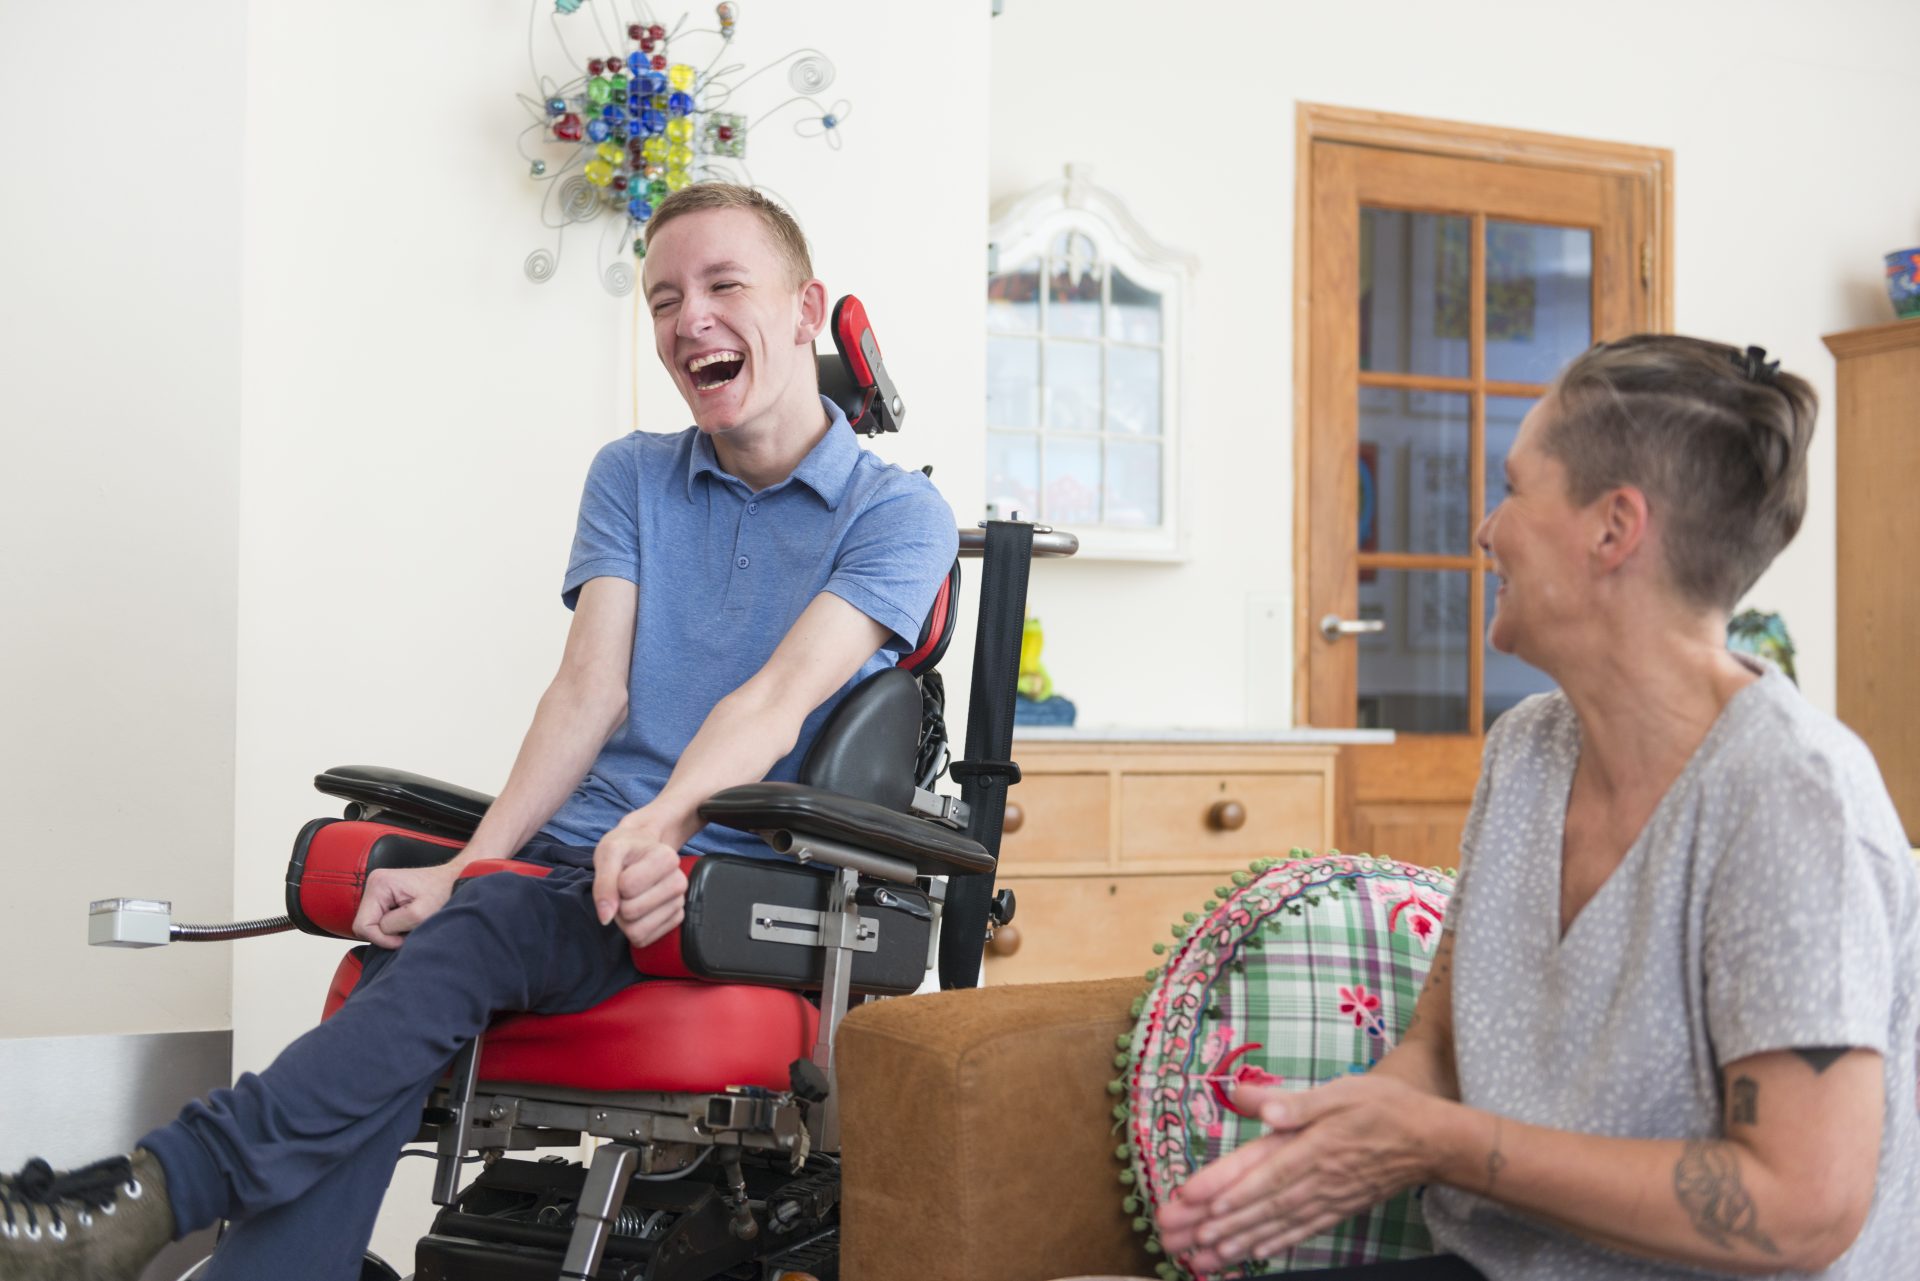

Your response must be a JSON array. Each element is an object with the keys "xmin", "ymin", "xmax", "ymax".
[{"xmin": 1294, "ymin": 108, "xmax": 1671, "ymax": 867}]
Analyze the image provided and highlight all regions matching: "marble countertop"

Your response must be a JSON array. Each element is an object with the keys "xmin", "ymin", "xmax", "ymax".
[{"xmin": 1011, "ymin": 726, "xmax": 1394, "ymax": 745}]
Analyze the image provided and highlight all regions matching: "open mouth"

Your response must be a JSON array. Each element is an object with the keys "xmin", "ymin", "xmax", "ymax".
[{"xmin": 687, "ymin": 350, "xmax": 745, "ymax": 391}]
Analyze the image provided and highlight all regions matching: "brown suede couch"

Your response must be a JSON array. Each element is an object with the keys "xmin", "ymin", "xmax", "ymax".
[{"xmin": 837, "ymin": 977, "xmax": 1159, "ymax": 1280}]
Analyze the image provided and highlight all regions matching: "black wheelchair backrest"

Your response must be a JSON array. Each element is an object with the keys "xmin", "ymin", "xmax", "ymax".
[{"xmin": 797, "ymin": 666, "xmax": 920, "ymax": 811}]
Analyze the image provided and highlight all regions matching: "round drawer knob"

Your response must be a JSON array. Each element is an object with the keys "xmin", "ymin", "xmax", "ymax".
[
  {"xmin": 987, "ymin": 924, "xmax": 1022, "ymax": 957},
  {"xmin": 1208, "ymin": 800, "xmax": 1247, "ymax": 832},
  {"xmin": 1003, "ymin": 801, "xmax": 1025, "ymax": 834}
]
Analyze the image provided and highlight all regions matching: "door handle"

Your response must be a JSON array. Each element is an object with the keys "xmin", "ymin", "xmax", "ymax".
[{"xmin": 1319, "ymin": 613, "xmax": 1385, "ymax": 643}]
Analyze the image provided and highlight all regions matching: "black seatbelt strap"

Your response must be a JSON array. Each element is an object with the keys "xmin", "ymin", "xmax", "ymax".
[{"xmin": 939, "ymin": 520, "xmax": 1033, "ymax": 990}]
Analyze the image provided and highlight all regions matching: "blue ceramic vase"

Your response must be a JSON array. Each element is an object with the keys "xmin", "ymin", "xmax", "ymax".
[{"xmin": 1888, "ymin": 248, "xmax": 1920, "ymax": 319}]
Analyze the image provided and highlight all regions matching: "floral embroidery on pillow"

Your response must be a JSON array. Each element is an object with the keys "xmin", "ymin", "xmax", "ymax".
[
  {"xmin": 1369, "ymin": 878, "xmax": 1447, "ymax": 952},
  {"xmin": 1339, "ymin": 983, "xmax": 1394, "ymax": 1046}
]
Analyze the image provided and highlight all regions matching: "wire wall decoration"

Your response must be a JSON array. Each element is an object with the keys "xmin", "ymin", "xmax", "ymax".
[{"xmin": 517, "ymin": 1, "xmax": 850, "ymax": 295}]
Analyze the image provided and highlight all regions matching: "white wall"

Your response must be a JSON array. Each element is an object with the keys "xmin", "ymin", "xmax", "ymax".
[
  {"xmin": 0, "ymin": 0, "xmax": 241, "ymax": 1039},
  {"xmin": 993, "ymin": 0, "xmax": 1920, "ymax": 727},
  {"xmin": 225, "ymin": 1, "xmax": 988, "ymax": 1262}
]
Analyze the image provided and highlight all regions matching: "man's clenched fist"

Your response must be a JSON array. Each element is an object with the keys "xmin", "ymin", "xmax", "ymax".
[
  {"xmin": 353, "ymin": 862, "xmax": 462, "ymax": 950},
  {"xmin": 592, "ymin": 822, "xmax": 688, "ymax": 947}
]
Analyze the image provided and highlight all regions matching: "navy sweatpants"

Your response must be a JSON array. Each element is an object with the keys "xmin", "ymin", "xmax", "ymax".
[{"xmin": 140, "ymin": 840, "xmax": 640, "ymax": 1281}]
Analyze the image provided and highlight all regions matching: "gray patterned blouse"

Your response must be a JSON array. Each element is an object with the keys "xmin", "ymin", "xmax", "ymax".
[{"xmin": 1425, "ymin": 662, "xmax": 1919, "ymax": 1279}]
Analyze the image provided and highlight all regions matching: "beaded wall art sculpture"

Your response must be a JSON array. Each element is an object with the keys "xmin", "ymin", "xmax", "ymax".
[{"xmin": 516, "ymin": 1, "xmax": 851, "ymax": 295}]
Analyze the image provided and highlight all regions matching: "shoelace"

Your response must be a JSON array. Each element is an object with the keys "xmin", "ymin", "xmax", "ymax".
[{"xmin": 0, "ymin": 1156, "xmax": 141, "ymax": 1243}]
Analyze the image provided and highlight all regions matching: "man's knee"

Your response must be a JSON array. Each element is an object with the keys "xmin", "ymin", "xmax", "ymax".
[{"xmin": 451, "ymin": 868, "xmax": 548, "ymax": 905}]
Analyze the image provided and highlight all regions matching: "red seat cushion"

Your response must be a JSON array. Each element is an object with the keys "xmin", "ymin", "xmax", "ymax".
[
  {"xmin": 323, "ymin": 949, "xmax": 364, "ymax": 1021},
  {"xmin": 481, "ymin": 981, "xmax": 819, "ymax": 1092},
  {"xmin": 321, "ymin": 953, "xmax": 818, "ymax": 1094}
]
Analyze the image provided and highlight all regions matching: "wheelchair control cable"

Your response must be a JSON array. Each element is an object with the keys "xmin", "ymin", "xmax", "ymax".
[
  {"xmin": 169, "ymin": 914, "xmax": 295, "ymax": 942},
  {"xmin": 629, "ymin": 1146, "xmax": 713, "ymax": 1181}
]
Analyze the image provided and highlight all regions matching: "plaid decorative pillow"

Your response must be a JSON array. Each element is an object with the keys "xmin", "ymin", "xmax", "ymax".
[{"xmin": 1112, "ymin": 851, "xmax": 1455, "ymax": 1279}]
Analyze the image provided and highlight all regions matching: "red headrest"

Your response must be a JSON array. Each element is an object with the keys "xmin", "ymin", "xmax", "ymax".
[{"xmin": 817, "ymin": 294, "xmax": 903, "ymax": 436}]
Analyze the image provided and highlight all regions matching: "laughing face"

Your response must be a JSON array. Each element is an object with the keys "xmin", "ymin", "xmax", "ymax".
[
  {"xmin": 1476, "ymin": 396, "xmax": 1594, "ymax": 662},
  {"xmin": 641, "ymin": 205, "xmax": 825, "ymax": 441}
]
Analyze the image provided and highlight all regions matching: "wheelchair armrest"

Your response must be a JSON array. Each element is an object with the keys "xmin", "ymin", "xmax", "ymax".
[
  {"xmin": 698, "ymin": 782, "xmax": 993, "ymax": 877},
  {"xmin": 286, "ymin": 817, "xmax": 468, "ymax": 937},
  {"xmin": 314, "ymin": 765, "xmax": 494, "ymax": 838}
]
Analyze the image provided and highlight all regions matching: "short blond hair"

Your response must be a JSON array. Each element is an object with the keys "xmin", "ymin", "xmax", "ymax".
[{"xmin": 642, "ymin": 183, "xmax": 813, "ymax": 287}]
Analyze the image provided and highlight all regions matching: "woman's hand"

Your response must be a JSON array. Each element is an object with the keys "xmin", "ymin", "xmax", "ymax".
[{"xmin": 1156, "ymin": 1074, "xmax": 1445, "ymax": 1271}]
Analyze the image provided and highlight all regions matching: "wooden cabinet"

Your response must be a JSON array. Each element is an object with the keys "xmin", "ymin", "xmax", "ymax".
[
  {"xmin": 981, "ymin": 741, "xmax": 1337, "ymax": 984},
  {"xmin": 1825, "ymin": 318, "xmax": 1920, "ymax": 843}
]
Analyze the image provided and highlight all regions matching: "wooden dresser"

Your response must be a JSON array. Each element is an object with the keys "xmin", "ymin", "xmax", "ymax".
[
  {"xmin": 981, "ymin": 737, "xmax": 1342, "ymax": 985},
  {"xmin": 1825, "ymin": 318, "xmax": 1920, "ymax": 843}
]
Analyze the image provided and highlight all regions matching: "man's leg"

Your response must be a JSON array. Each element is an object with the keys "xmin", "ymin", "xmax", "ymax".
[
  {"xmin": 143, "ymin": 864, "xmax": 636, "ymax": 1272},
  {"xmin": 194, "ymin": 1072, "xmax": 431, "ymax": 1281}
]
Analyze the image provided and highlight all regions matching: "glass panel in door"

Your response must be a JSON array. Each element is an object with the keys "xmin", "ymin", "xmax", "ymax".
[
  {"xmin": 1358, "ymin": 209, "xmax": 1470, "ymax": 378},
  {"xmin": 1484, "ymin": 221, "xmax": 1593, "ymax": 384},
  {"xmin": 1358, "ymin": 390, "xmax": 1471, "ymax": 556},
  {"xmin": 1357, "ymin": 569, "xmax": 1470, "ymax": 733}
]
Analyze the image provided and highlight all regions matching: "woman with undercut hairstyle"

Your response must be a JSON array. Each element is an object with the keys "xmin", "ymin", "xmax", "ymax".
[{"xmin": 1159, "ymin": 335, "xmax": 1919, "ymax": 1280}]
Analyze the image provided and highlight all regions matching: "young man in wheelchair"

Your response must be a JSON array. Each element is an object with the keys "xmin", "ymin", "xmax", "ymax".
[{"xmin": 1, "ymin": 182, "xmax": 958, "ymax": 1281}]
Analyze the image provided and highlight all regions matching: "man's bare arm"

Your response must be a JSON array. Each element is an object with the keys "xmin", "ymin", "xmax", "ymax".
[
  {"xmin": 458, "ymin": 577, "xmax": 638, "ymax": 863},
  {"xmin": 591, "ymin": 591, "xmax": 891, "ymax": 932}
]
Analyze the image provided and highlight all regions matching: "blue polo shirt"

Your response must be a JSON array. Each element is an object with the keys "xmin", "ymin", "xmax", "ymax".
[{"xmin": 538, "ymin": 396, "xmax": 958, "ymax": 860}]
